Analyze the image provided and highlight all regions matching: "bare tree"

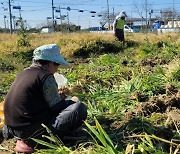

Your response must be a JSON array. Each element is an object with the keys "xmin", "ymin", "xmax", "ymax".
[
  {"xmin": 98, "ymin": 11, "xmax": 115, "ymax": 29},
  {"xmin": 133, "ymin": 0, "xmax": 152, "ymax": 19}
]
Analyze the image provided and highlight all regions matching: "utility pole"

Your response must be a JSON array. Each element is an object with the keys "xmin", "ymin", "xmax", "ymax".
[
  {"xmin": 145, "ymin": 0, "xmax": 148, "ymax": 29},
  {"xmin": 149, "ymin": 10, "xmax": 152, "ymax": 26},
  {"xmin": 113, "ymin": 7, "xmax": 115, "ymax": 21},
  {"xmin": 19, "ymin": 8, "xmax": 22, "ymax": 27},
  {"xmin": 59, "ymin": 5, "xmax": 62, "ymax": 25},
  {"xmin": 160, "ymin": 10, "xmax": 162, "ymax": 21},
  {"xmin": 59, "ymin": 5, "xmax": 63, "ymax": 32},
  {"xmin": 52, "ymin": 0, "xmax": 55, "ymax": 31},
  {"xmin": 8, "ymin": 0, "xmax": 13, "ymax": 34},
  {"xmin": 141, "ymin": 12, "xmax": 143, "ymax": 31},
  {"xmin": 4, "ymin": 15, "xmax": 6, "ymax": 29},
  {"xmin": 131, "ymin": 11, "xmax": 132, "ymax": 27},
  {"xmin": 107, "ymin": 0, "xmax": 110, "ymax": 30},
  {"xmin": 7, "ymin": 20, "xmax": 9, "ymax": 29},
  {"xmin": 67, "ymin": 11, "xmax": 70, "ymax": 32},
  {"xmin": 145, "ymin": 0, "xmax": 148, "ymax": 41},
  {"xmin": 12, "ymin": 16, "xmax": 16, "ymax": 30},
  {"xmin": 172, "ymin": 0, "xmax": 175, "ymax": 28},
  {"xmin": 19, "ymin": 9, "xmax": 22, "ymax": 19}
]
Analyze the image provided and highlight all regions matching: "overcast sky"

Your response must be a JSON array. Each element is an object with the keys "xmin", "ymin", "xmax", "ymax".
[{"xmin": 0, "ymin": 0, "xmax": 179, "ymax": 29}]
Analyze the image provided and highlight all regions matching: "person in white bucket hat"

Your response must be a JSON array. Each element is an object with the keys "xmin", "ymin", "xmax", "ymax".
[
  {"xmin": 3, "ymin": 44, "xmax": 87, "ymax": 153},
  {"xmin": 113, "ymin": 11, "xmax": 127, "ymax": 44}
]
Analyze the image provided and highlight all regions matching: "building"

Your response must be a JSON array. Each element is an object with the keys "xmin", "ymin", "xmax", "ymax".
[{"xmin": 41, "ymin": 27, "xmax": 54, "ymax": 33}]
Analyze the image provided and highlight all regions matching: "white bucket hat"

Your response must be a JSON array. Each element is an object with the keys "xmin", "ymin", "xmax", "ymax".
[
  {"xmin": 33, "ymin": 44, "xmax": 70, "ymax": 67},
  {"xmin": 119, "ymin": 11, "xmax": 127, "ymax": 17}
]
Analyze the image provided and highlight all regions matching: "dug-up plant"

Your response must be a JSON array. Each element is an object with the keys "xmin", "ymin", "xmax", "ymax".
[
  {"xmin": 84, "ymin": 117, "xmax": 118, "ymax": 154},
  {"xmin": 126, "ymin": 133, "xmax": 180, "ymax": 154},
  {"xmin": 17, "ymin": 22, "xmax": 31, "ymax": 47},
  {"xmin": 32, "ymin": 118, "xmax": 118, "ymax": 154},
  {"xmin": 32, "ymin": 124, "xmax": 72, "ymax": 154}
]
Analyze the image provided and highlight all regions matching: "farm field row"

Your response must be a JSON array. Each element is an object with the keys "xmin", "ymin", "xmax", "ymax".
[{"xmin": 0, "ymin": 32, "xmax": 179, "ymax": 153}]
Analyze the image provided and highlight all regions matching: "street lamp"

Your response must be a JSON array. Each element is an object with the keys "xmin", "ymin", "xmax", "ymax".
[
  {"xmin": 52, "ymin": 0, "xmax": 55, "ymax": 31},
  {"xmin": 55, "ymin": 6, "xmax": 63, "ymax": 25},
  {"xmin": 107, "ymin": 0, "xmax": 110, "ymax": 30}
]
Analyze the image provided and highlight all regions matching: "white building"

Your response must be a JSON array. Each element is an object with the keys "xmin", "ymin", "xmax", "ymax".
[{"xmin": 41, "ymin": 27, "xmax": 54, "ymax": 33}]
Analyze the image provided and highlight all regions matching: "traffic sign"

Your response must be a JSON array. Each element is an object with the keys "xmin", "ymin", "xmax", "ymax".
[
  {"xmin": 67, "ymin": 7, "xmax": 71, "ymax": 11},
  {"xmin": 13, "ymin": 6, "xmax": 21, "ymax": 9}
]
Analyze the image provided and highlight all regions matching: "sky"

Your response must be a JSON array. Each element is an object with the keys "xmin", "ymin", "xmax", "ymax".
[{"xmin": 0, "ymin": 0, "xmax": 180, "ymax": 29}]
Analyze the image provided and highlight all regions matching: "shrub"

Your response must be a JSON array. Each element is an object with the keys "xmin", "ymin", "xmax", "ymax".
[
  {"xmin": 0, "ymin": 57, "xmax": 15, "ymax": 72},
  {"xmin": 17, "ymin": 23, "xmax": 31, "ymax": 47},
  {"xmin": 73, "ymin": 39, "xmax": 123, "ymax": 58},
  {"xmin": 12, "ymin": 49, "xmax": 33, "ymax": 64},
  {"xmin": 140, "ymin": 43, "xmax": 158, "ymax": 55}
]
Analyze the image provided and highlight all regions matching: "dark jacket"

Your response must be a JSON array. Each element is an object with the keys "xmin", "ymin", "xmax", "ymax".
[{"xmin": 4, "ymin": 66, "xmax": 52, "ymax": 128}]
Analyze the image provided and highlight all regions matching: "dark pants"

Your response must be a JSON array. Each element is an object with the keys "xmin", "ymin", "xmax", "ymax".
[
  {"xmin": 115, "ymin": 29, "xmax": 124, "ymax": 43},
  {"xmin": 46, "ymin": 102, "xmax": 87, "ymax": 137},
  {"xmin": 4, "ymin": 102, "xmax": 87, "ymax": 146}
]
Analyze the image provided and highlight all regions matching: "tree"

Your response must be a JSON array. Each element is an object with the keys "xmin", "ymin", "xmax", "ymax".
[
  {"xmin": 56, "ymin": 23, "xmax": 80, "ymax": 32},
  {"xmin": 98, "ymin": 11, "xmax": 115, "ymax": 29},
  {"xmin": 133, "ymin": 0, "xmax": 152, "ymax": 19}
]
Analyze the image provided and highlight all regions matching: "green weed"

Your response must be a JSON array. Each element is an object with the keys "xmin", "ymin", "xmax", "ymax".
[
  {"xmin": 32, "ymin": 124, "xmax": 73, "ymax": 154},
  {"xmin": 84, "ymin": 117, "xmax": 118, "ymax": 154},
  {"xmin": 73, "ymin": 39, "xmax": 123, "ymax": 58},
  {"xmin": 0, "ymin": 33, "xmax": 179, "ymax": 153}
]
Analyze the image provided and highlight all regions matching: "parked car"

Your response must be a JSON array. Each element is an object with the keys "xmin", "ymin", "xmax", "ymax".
[
  {"xmin": 90, "ymin": 25, "xmax": 136, "ymax": 33},
  {"xmin": 124, "ymin": 25, "xmax": 134, "ymax": 33}
]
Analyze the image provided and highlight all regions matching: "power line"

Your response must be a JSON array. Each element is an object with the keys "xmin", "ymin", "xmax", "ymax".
[
  {"xmin": 12, "ymin": 0, "xmax": 51, "ymax": 4},
  {"xmin": 3, "ymin": 4, "xmax": 52, "ymax": 8},
  {"xmin": 21, "ymin": 8, "xmax": 51, "ymax": 12},
  {"xmin": 1, "ymin": 0, "xmax": 180, "ymax": 29},
  {"xmin": 12, "ymin": 1, "xmax": 180, "ymax": 6}
]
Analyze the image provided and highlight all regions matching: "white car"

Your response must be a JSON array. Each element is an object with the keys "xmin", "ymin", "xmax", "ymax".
[
  {"xmin": 124, "ymin": 25, "xmax": 134, "ymax": 33},
  {"xmin": 90, "ymin": 25, "xmax": 134, "ymax": 34}
]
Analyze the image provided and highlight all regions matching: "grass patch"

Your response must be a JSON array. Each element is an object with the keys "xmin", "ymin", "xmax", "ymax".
[{"xmin": 0, "ymin": 32, "xmax": 179, "ymax": 153}]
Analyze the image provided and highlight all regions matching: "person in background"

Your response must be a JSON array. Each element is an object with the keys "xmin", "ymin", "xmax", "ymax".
[
  {"xmin": 3, "ymin": 44, "xmax": 87, "ymax": 153},
  {"xmin": 113, "ymin": 11, "xmax": 127, "ymax": 44}
]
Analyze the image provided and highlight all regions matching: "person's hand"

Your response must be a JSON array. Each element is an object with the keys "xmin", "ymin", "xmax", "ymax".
[
  {"xmin": 58, "ymin": 86, "xmax": 71, "ymax": 99},
  {"xmin": 70, "ymin": 96, "xmax": 80, "ymax": 103}
]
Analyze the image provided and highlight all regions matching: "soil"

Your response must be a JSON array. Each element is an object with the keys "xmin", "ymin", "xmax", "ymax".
[
  {"xmin": 125, "ymin": 90, "xmax": 180, "ymax": 120},
  {"xmin": 140, "ymin": 56, "xmax": 170, "ymax": 67}
]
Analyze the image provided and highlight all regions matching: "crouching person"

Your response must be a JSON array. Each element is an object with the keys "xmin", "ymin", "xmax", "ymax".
[{"xmin": 3, "ymin": 44, "xmax": 87, "ymax": 153}]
